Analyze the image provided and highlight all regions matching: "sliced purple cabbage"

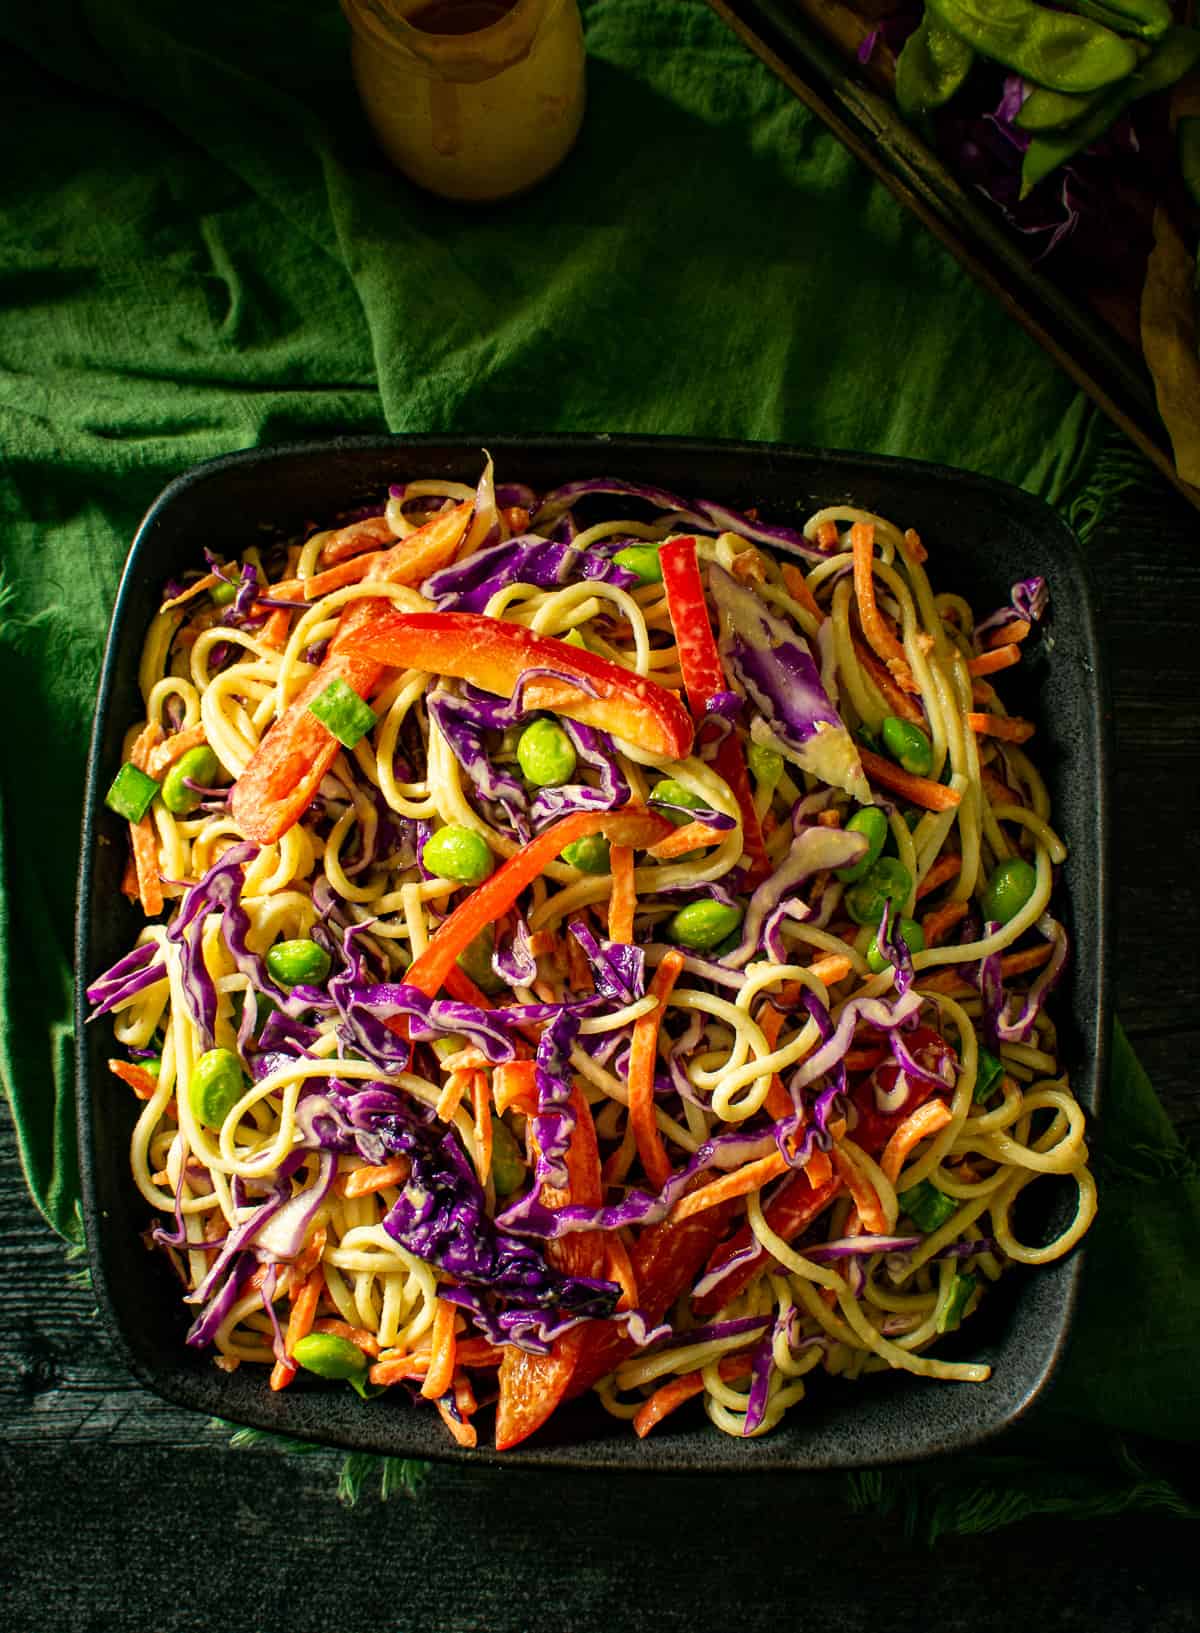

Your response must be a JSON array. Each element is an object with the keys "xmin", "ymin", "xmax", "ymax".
[
  {"xmin": 423, "ymin": 533, "xmax": 637, "ymax": 612},
  {"xmin": 994, "ymin": 914, "xmax": 1069, "ymax": 1043},
  {"xmin": 975, "ymin": 575, "xmax": 1050, "ymax": 644},
  {"xmin": 86, "ymin": 940, "xmax": 169, "ymax": 1019},
  {"xmin": 492, "ymin": 915, "xmax": 538, "ymax": 988},
  {"xmin": 708, "ymin": 563, "xmax": 869, "ymax": 802},
  {"xmin": 567, "ymin": 921, "xmax": 646, "ymax": 1005},
  {"xmin": 723, "ymin": 823, "xmax": 867, "ymax": 969}
]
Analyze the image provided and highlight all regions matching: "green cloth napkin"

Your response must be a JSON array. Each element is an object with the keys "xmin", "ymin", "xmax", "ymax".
[{"xmin": 1, "ymin": 0, "xmax": 1194, "ymax": 1530}]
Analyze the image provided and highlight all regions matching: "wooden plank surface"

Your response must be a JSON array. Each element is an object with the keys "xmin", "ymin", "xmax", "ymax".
[{"xmin": 3, "ymin": 461, "xmax": 1198, "ymax": 1625}]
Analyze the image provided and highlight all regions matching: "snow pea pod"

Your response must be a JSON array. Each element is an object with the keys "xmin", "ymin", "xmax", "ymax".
[
  {"xmin": 1020, "ymin": 25, "xmax": 1200, "ymax": 194},
  {"xmin": 928, "ymin": 0, "xmax": 1139, "ymax": 92},
  {"xmin": 896, "ymin": 17, "xmax": 976, "ymax": 117},
  {"xmin": 1059, "ymin": 0, "xmax": 1170, "ymax": 43}
]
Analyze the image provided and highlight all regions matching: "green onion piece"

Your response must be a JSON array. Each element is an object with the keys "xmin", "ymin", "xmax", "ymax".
[
  {"xmin": 307, "ymin": 678, "xmax": 378, "ymax": 748},
  {"xmin": 974, "ymin": 1046, "xmax": 1004, "ymax": 1103},
  {"xmin": 936, "ymin": 1271, "xmax": 979, "ymax": 1335},
  {"xmin": 899, "ymin": 1179, "xmax": 958, "ymax": 1233},
  {"xmin": 105, "ymin": 761, "xmax": 160, "ymax": 823}
]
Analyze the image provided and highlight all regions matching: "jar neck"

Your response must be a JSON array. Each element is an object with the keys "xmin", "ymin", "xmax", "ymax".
[{"xmin": 346, "ymin": 0, "xmax": 565, "ymax": 81}]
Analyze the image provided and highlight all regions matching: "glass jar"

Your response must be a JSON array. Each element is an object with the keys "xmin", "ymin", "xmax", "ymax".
[{"xmin": 341, "ymin": 0, "xmax": 586, "ymax": 203}]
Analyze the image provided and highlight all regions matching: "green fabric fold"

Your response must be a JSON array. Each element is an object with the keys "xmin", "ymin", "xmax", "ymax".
[{"xmin": 1, "ymin": 0, "xmax": 1195, "ymax": 1532}]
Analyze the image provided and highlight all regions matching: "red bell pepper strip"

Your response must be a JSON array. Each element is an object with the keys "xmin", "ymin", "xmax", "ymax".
[
  {"xmin": 495, "ymin": 1084, "xmax": 607, "ymax": 1450},
  {"xmin": 565, "ymin": 1204, "xmax": 736, "ymax": 1400},
  {"xmin": 658, "ymin": 535, "xmax": 770, "ymax": 887},
  {"xmin": 692, "ymin": 1034, "xmax": 952, "ymax": 1315},
  {"xmin": 402, "ymin": 806, "xmax": 674, "ymax": 999},
  {"xmin": 229, "ymin": 502, "xmax": 473, "ymax": 845},
  {"xmin": 341, "ymin": 610, "xmax": 695, "ymax": 762}
]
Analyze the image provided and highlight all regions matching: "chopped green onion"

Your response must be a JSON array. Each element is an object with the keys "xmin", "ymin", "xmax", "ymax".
[
  {"xmin": 899, "ymin": 1179, "xmax": 958, "ymax": 1234},
  {"xmin": 307, "ymin": 678, "xmax": 377, "ymax": 748},
  {"xmin": 974, "ymin": 1046, "xmax": 1004, "ymax": 1103},
  {"xmin": 105, "ymin": 761, "xmax": 160, "ymax": 823},
  {"xmin": 936, "ymin": 1271, "xmax": 978, "ymax": 1335}
]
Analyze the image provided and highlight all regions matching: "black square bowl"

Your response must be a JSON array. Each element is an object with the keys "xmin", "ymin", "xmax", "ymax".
[{"xmin": 76, "ymin": 434, "xmax": 1109, "ymax": 1470}]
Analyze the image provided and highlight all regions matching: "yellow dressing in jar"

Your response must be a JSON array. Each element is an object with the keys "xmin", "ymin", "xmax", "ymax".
[{"xmin": 341, "ymin": 0, "xmax": 586, "ymax": 202}]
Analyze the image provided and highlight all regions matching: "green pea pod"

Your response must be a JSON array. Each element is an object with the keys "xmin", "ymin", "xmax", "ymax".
[
  {"xmin": 896, "ymin": 17, "xmax": 976, "ymax": 117},
  {"xmin": 928, "ymin": 0, "xmax": 1139, "ymax": 93},
  {"xmin": 1021, "ymin": 25, "xmax": 1200, "ymax": 195},
  {"xmin": 1058, "ymin": 0, "xmax": 1170, "ymax": 43}
]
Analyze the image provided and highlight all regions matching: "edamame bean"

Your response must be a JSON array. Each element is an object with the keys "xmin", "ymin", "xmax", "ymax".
[
  {"xmin": 1019, "ymin": 24, "xmax": 1200, "ymax": 197},
  {"xmin": 490, "ymin": 1119, "xmax": 526, "ymax": 1197},
  {"xmin": 667, "ymin": 899, "xmax": 744, "ymax": 950},
  {"xmin": 836, "ymin": 806, "xmax": 889, "ymax": 883},
  {"xmin": 210, "ymin": 574, "xmax": 238, "ymax": 606},
  {"xmin": 650, "ymin": 779, "xmax": 706, "ymax": 825},
  {"xmin": 881, "ymin": 716, "xmax": 933, "ymax": 778},
  {"xmin": 517, "ymin": 718, "xmax": 578, "ymax": 787},
  {"xmin": 896, "ymin": 16, "xmax": 975, "ymax": 117},
  {"xmin": 456, "ymin": 926, "xmax": 505, "ymax": 994},
  {"xmin": 981, "ymin": 857, "xmax": 1037, "ymax": 924},
  {"xmin": 161, "ymin": 746, "xmax": 220, "ymax": 815},
  {"xmin": 422, "ymin": 825, "xmax": 494, "ymax": 884},
  {"xmin": 844, "ymin": 857, "xmax": 913, "ymax": 925},
  {"xmin": 292, "ymin": 1332, "xmax": 368, "ymax": 1380},
  {"xmin": 747, "ymin": 742, "xmax": 784, "ymax": 788},
  {"xmin": 560, "ymin": 833, "xmax": 612, "ymax": 874},
  {"xmin": 866, "ymin": 916, "xmax": 926, "ymax": 973},
  {"xmin": 266, "ymin": 939, "xmax": 332, "ymax": 988},
  {"xmin": 188, "ymin": 1047, "xmax": 245, "ymax": 1128},
  {"xmin": 612, "ymin": 544, "xmax": 663, "ymax": 585},
  {"xmin": 927, "ymin": 0, "xmax": 1139, "ymax": 93}
]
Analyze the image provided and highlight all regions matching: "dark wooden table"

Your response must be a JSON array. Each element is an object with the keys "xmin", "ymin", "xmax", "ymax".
[{"xmin": 3, "ymin": 457, "xmax": 1198, "ymax": 1630}]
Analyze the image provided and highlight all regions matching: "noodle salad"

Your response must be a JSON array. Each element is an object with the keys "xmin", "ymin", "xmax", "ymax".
[{"xmin": 87, "ymin": 459, "xmax": 1096, "ymax": 1449}]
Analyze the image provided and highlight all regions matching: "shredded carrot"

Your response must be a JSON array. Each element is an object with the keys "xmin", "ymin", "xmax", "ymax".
[
  {"xmin": 525, "ymin": 929, "xmax": 556, "ymax": 960},
  {"xmin": 968, "ymin": 643, "xmax": 1021, "ymax": 677},
  {"xmin": 921, "ymin": 898, "xmax": 970, "ymax": 947},
  {"xmin": 902, "ymin": 527, "xmax": 928, "ymax": 565},
  {"xmin": 851, "ymin": 634, "xmax": 926, "ymax": 725},
  {"xmin": 633, "ymin": 1354, "xmax": 755, "ymax": 1438},
  {"xmin": 436, "ymin": 1396, "xmax": 478, "ymax": 1448},
  {"xmin": 493, "ymin": 1059, "xmax": 537, "ymax": 1116},
  {"xmin": 804, "ymin": 1148, "xmax": 834, "ymax": 1188},
  {"xmin": 340, "ymin": 1157, "xmax": 412, "ymax": 1199},
  {"xmin": 121, "ymin": 852, "xmax": 139, "ymax": 900},
  {"xmin": 731, "ymin": 547, "xmax": 768, "ymax": 583},
  {"xmin": 566, "ymin": 917, "xmax": 594, "ymax": 993},
  {"xmin": 436, "ymin": 1069, "xmax": 471, "ymax": 1123},
  {"xmin": 605, "ymin": 1235, "xmax": 640, "ymax": 1311},
  {"xmin": 107, "ymin": 1058, "xmax": 160, "ymax": 1100},
  {"xmin": 311, "ymin": 1318, "xmax": 382, "ymax": 1358},
  {"xmin": 420, "ymin": 1298, "xmax": 459, "ymax": 1400},
  {"xmin": 291, "ymin": 1224, "xmax": 328, "ymax": 1281},
  {"xmin": 781, "ymin": 562, "xmax": 826, "ymax": 624},
  {"xmin": 920, "ymin": 941, "xmax": 1055, "ymax": 995},
  {"xmin": 916, "ymin": 852, "xmax": 962, "ymax": 900},
  {"xmin": 368, "ymin": 1354, "xmax": 427, "ymax": 1385},
  {"xmin": 670, "ymin": 1150, "xmax": 790, "ymax": 1223},
  {"xmin": 270, "ymin": 1267, "xmax": 324, "ymax": 1391},
  {"xmin": 967, "ymin": 712, "xmax": 1036, "ymax": 744},
  {"xmin": 471, "ymin": 1071, "xmax": 493, "ymax": 1186},
  {"xmin": 859, "ymin": 747, "xmax": 961, "ymax": 811},
  {"xmin": 850, "ymin": 522, "xmax": 918, "ymax": 693},
  {"xmin": 258, "ymin": 608, "xmax": 294, "ymax": 651},
  {"xmin": 128, "ymin": 722, "xmax": 165, "ymax": 917},
  {"xmin": 320, "ymin": 513, "xmax": 396, "ymax": 566},
  {"xmin": 970, "ymin": 679, "xmax": 997, "ymax": 708},
  {"xmin": 816, "ymin": 808, "xmax": 841, "ymax": 827},
  {"xmin": 649, "ymin": 820, "xmax": 729, "ymax": 861},
  {"xmin": 830, "ymin": 1147, "xmax": 889, "ymax": 1234},
  {"xmin": 502, "ymin": 505, "xmax": 531, "ymax": 535},
  {"xmin": 980, "ymin": 766, "xmax": 1022, "ymax": 806},
  {"xmin": 146, "ymin": 724, "xmax": 208, "ymax": 777},
  {"xmin": 813, "ymin": 519, "xmax": 840, "ymax": 552},
  {"xmin": 301, "ymin": 552, "xmax": 388, "ymax": 601},
  {"xmin": 809, "ymin": 953, "xmax": 853, "ymax": 987},
  {"xmin": 628, "ymin": 950, "xmax": 684, "ymax": 1190},
  {"xmin": 756, "ymin": 1004, "xmax": 793, "ymax": 1120},
  {"xmin": 880, "ymin": 1100, "xmax": 954, "ymax": 1185},
  {"xmin": 986, "ymin": 618, "xmax": 1031, "ymax": 649},
  {"xmin": 608, "ymin": 844, "xmax": 636, "ymax": 943},
  {"xmin": 436, "ymin": 1045, "xmax": 490, "ymax": 1073}
]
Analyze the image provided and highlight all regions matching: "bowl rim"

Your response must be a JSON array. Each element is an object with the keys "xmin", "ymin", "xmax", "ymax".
[{"xmin": 75, "ymin": 431, "xmax": 1110, "ymax": 1471}]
